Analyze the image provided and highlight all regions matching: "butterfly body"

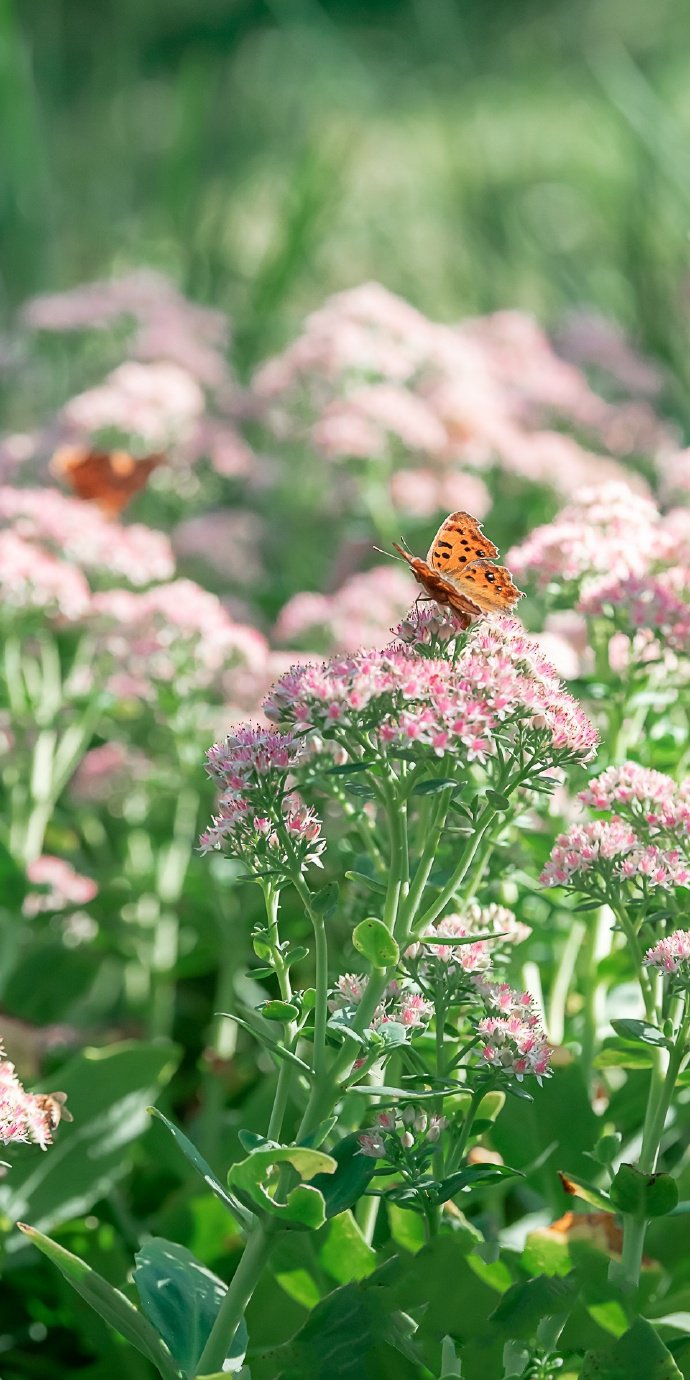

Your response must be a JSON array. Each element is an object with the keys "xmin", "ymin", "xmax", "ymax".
[
  {"xmin": 51, "ymin": 447, "xmax": 164, "ymax": 518},
  {"xmin": 393, "ymin": 510, "xmax": 523, "ymax": 619}
]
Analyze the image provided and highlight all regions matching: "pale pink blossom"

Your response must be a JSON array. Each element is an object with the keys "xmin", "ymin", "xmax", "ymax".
[
  {"xmin": 0, "ymin": 486, "xmax": 174, "ymax": 587},
  {"xmin": 24, "ymin": 856, "xmax": 98, "ymax": 916},
  {"xmin": 0, "ymin": 529, "xmax": 91, "ymax": 621},
  {"xmin": 389, "ymin": 468, "xmax": 491, "ymax": 520},
  {"xmin": 644, "ymin": 930, "xmax": 690, "ymax": 975},
  {"xmin": 62, "ymin": 361, "xmax": 205, "ymax": 449},
  {"xmin": 0, "ymin": 1056, "xmax": 58, "ymax": 1148}
]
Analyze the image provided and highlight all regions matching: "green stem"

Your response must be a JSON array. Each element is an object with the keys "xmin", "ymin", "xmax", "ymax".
[
  {"xmin": 617, "ymin": 1010, "xmax": 689, "ymax": 1289},
  {"xmin": 447, "ymin": 1087, "xmax": 485, "ymax": 1175},
  {"xmin": 547, "ymin": 920, "xmax": 586, "ymax": 1047},
  {"xmin": 195, "ymin": 1224, "xmax": 272, "ymax": 1376},
  {"xmin": 413, "ymin": 808, "xmax": 496, "ymax": 937},
  {"xmin": 292, "ymin": 874, "xmax": 328, "ymax": 1082}
]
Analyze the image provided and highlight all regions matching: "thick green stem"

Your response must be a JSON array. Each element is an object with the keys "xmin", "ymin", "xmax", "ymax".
[
  {"xmin": 413, "ymin": 808, "xmax": 496, "ymax": 937},
  {"xmin": 617, "ymin": 1010, "xmax": 689, "ymax": 1289},
  {"xmin": 195, "ymin": 1224, "xmax": 272, "ymax": 1376}
]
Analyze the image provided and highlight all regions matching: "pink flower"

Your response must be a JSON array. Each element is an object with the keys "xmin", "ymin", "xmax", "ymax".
[
  {"xmin": 0, "ymin": 486, "xmax": 174, "ymax": 587},
  {"xmin": 0, "ymin": 1052, "xmax": 63, "ymax": 1148},
  {"xmin": 644, "ymin": 930, "xmax": 690, "ymax": 974},
  {"xmin": 0, "ymin": 529, "xmax": 90, "ymax": 622},
  {"xmin": 264, "ymin": 617, "xmax": 598, "ymax": 765},
  {"xmin": 62, "ymin": 361, "xmax": 205, "ymax": 449},
  {"xmin": 507, "ymin": 483, "xmax": 671, "ymax": 594},
  {"xmin": 24, "ymin": 856, "xmax": 98, "ymax": 916},
  {"xmin": 476, "ymin": 993, "xmax": 551, "ymax": 1085},
  {"xmin": 275, "ymin": 566, "xmax": 414, "ymax": 654}
]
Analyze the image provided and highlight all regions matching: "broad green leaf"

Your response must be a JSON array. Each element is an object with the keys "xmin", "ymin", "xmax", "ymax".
[
  {"xmin": 410, "ymin": 777, "xmax": 458, "ymax": 795},
  {"xmin": 610, "ymin": 1164, "xmax": 679, "ymax": 1219},
  {"xmin": 149, "ymin": 1108, "xmax": 250, "ymax": 1226},
  {"xmin": 580, "ymin": 1317, "xmax": 683, "ymax": 1379},
  {"xmin": 134, "ymin": 1237, "xmax": 248, "ymax": 1376},
  {"xmin": 611, "ymin": 1019, "xmax": 669, "ymax": 1048},
  {"xmin": 319, "ymin": 1211, "xmax": 377, "ymax": 1283},
  {"xmin": 490, "ymin": 1272, "xmax": 579, "ymax": 1338},
  {"xmin": 229, "ymin": 1145, "xmax": 336, "ymax": 1229},
  {"xmin": 311, "ymin": 1133, "xmax": 378, "ymax": 1218},
  {"xmin": 558, "ymin": 1171, "xmax": 613, "ymax": 1213},
  {"xmin": 352, "ymin": 917, "xmax": 399, "ymax": 966},
  {"xmin": 18, "ymin": 1225, "xmax": 182, "ymax": 1380},
  {"xmin": 252, "ymin": 1260, "xmax": 420, "ymax": 1380},
  {"xmin": 0, "ymin": 1041, "xmax": 178, "ymax": 1249},
  {"xmin": 485, "ymin": 790, "xmax": 511, "ymax": 811},
  {"xmin": 595, "ymin": 1039, "xmax": 657, "ymax": 1071}
]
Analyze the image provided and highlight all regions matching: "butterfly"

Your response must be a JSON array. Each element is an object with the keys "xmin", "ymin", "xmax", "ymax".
[
  {"xmin": 393, "ymin": 511, "xmax": 523, "ymax": 621},
  {"xmin": 51, "ymin": 446, "xmax": 164, "ymax": 519}
]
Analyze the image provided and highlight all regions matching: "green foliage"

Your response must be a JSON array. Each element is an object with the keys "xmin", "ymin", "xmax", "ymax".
[
  {"xmin": 229, "ymin": 1145, "xmax": 336, "ymax": 1229},
  {"xmin": 0, "ymin": 1041, "xmax": 178, "ymax": 1248},
  {"xmin": 351, "ymin": 918, "xmax": 399, "ymax": 967},
  {"xmin": 18, "ymin": 1225, "xmax": 183, "ymax": 1380},
  {"xmin": 581, "ymin": 1317, "xmax": 684, "ymax": 1379},
  {"xmin": 134, "ymin": 1237, "xmax": 247, "ymax": 1376}
]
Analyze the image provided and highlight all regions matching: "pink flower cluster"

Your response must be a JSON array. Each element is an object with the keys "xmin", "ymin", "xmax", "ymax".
[
  {"xmin": 0, "ymin": 529, "xmax": 91, "ymax": 622},
  {"xmin": 476, "ymin": 1005, "xmax": 551, "ymax": 1085},
  {"xmin": 24, "ymin": 268, "xmax": 231, "ymax": 391},
  {"xmin": 24, "ymin": 856, "xmax": 98, "ymax": 917},
  {"xmin": 579, "ymin": 763, "xmax": 690, "ymax": 831},
  {"xmin": 62, "ymin": 361, "xmax": 205, "ymax": 451},
  {"xmin": 265, "ymin": 617, "xmax": 597, "ymax": 766},
  {"xmin": 254, "ymin": 283, "xmax": 657, "ymax": 504},
  {"xmin": 0, "ymin": 486, "xmax": 175, "ymax": 588},
  {"xmin": 419, "ymin": 903, "xmax": 531, "ymax": 971},
  {"xmin": 90, "ymin": 580, "xmax": 268, "ymax": 700},
  {"xmin": 643, "ymin": 930, "xmax": 690, "ymax": 975},
  {"xmin": 0, "ymin": 1055, "xmax": 58, "ymax": 1148},
  {"xmin": 541, "ymin": 817, "xmax": 690, "ymax": 892},
  {"xmin": 201, "ymin": 726, "xmax": 325, "ymax": 873},
  {"xmin": 579, "ymin": 570, "xmax": 690, "ymax": 656},
  {"xmin": 507, "ymin": 483, "xmax": 675, "ymax": 594},
  {"xmin": 359, "ymin": 1105, "xmax": 445, "ymax": 1158},
  {"xmin": 329, "ymin": 972, "xmax": 433, "ymax": 1032}
]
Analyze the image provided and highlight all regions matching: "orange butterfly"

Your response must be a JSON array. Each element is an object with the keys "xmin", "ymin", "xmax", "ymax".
[
  {"xmin": 393, "ymin": 511, "xmax": 523, "ymax": 621},
  {"xmin": 51, "ymin": 446, "xmax": 164, "ymax": 519}
]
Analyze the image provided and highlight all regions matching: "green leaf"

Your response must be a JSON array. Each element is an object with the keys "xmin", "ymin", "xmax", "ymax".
[
  {"xmin": 429, "ymin": 1163, "xmax": 523, "ymax": 1204},
  {"xmin": 150, "ymin": 1109, "xmax": 251, "ymax": 1226},
  {"xmin": 490, "ymin": 1272, "xmax": 579, "ymax": 1338},
  {"xmin": 319, "ymin": 1211, "xmax": 377, "ymax": 1283},
  {"xmin": 253, "ymin": 1261, "xmax": 421, "ymax": 1380},
  {"xmin": 326, "ymin": 761, "xmax": 377, "ymax": 775},
  {"xmin": 611, "ymin": 1020, "xmax": 669, "ymax": 1048},
  {"xmin": 311, "ymin": 882, "xmax": 340, "ymax": 917},
  {"xmin": 558, "ymin": 1171, "xmax": 613, "ymax": 1212},
  {"xmin": 311, "ymin": 1133, "xmax": 378, "ymax": 1217},
  {"xmin": 229, "ymin": 1145, "xmax": 337, "ymax": 1229},
  {"xmin": 580, "ymin": 1317, "xmax": 683, "ymax": 1379},
  {"xmin": 344, "ymin": 870, "xmax": 388, "ymax": 895},
  {"xmin": 485, "ymin": 790, "xmax": 511, "ymax": 812},
  {"xmin": 352, "ymin": 918, "xmax": 399, "ymax": 966},
  {"xmin": 595, "ymin": 1038, "xmax": 657, "ymax": 1071},
  {"xmin": 410, "ymin": 777, "xmax": 458, "ymax": 796},
  {"xmin": 610, "ymin": 1164, "xmax": 679, "ymax": 1219},
  {"xmin": 134, "ymin": 1237, "xmax": 248, "ymax": 1376},
  {"xmin": 0, "ymin": 1041, "xmax": 178, "ymax": 1249},
  {"xmin": 260, "ymin": 1000, "xmax": 301, "ymax": 1021},
  {"xmin": 18, "ymin": 1225, "xmax": 182, "ymax": 1380}
]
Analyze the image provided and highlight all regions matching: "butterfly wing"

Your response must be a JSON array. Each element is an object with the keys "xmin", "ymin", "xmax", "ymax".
[
  {"xmin": 393, "ymin": 542, "xmax": 480, "ymax": 619},
  {"xmin": 451, "ymin": 558, "xmax": 523, "ymax": 613},
  {"xmin": 427, "ymin": 511, "xmax": 499, "ymax": 570},
  {"xmin": 52, "ymin": 447, "xmax": 163, "ymax": 518}
]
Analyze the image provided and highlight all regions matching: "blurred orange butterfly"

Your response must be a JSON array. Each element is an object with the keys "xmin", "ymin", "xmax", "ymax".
[
  {"xmin": 51, "ymin": 446, "xmax": 164, "ymax": 519},
  {"xmin": 393, "ymin": 511, "xmax": 523, "ymax": 621}
]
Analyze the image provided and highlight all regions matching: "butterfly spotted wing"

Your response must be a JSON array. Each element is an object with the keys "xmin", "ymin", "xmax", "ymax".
[
  {"xmin": 51, "ymin": 446, "xmax": 164, "ymax": 519},
  {"xmin": 394, "ymin": 510, "xmax": 523, "ymax": 619}
]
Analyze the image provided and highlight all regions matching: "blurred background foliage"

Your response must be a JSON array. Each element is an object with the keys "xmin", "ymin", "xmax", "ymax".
[{"xmin": 4, "ymin": 0, "xmax": 690, "ymax": 387}]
